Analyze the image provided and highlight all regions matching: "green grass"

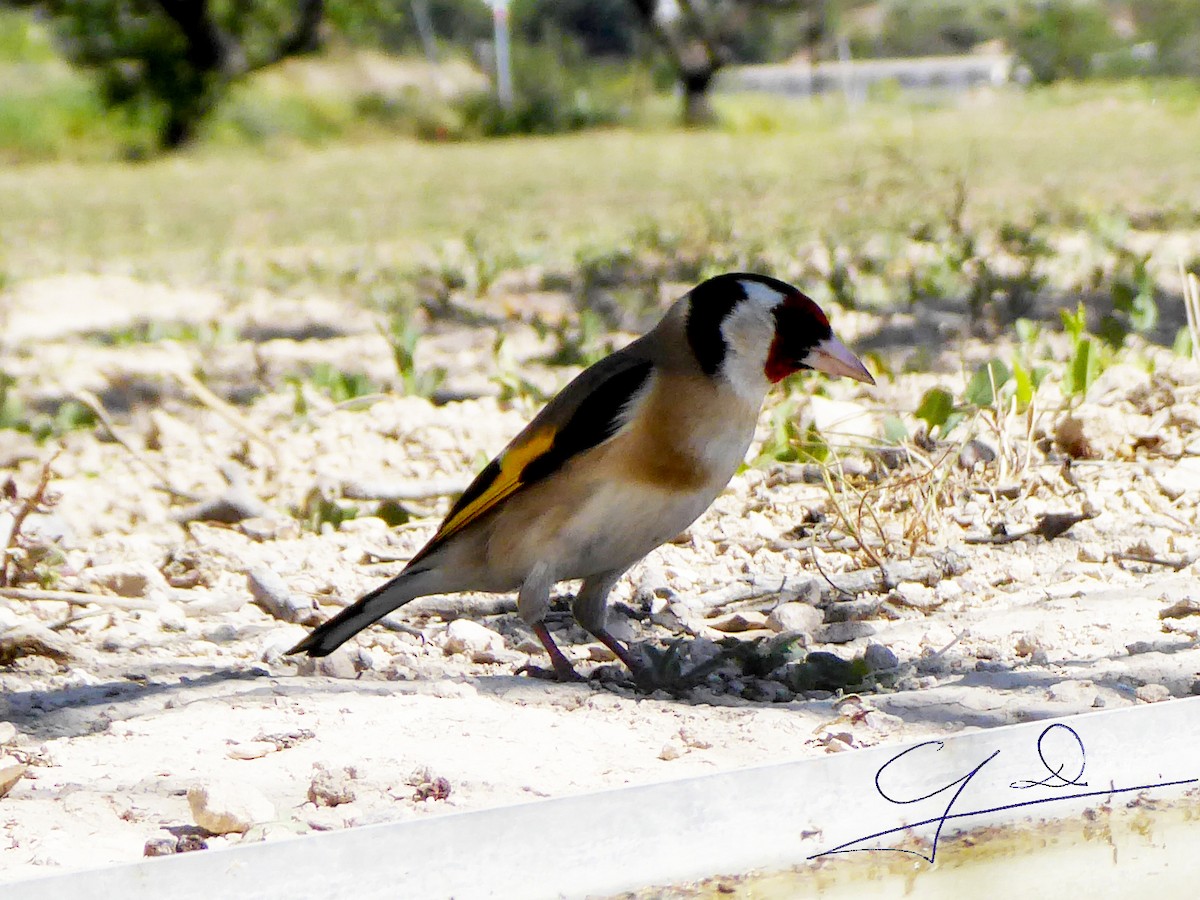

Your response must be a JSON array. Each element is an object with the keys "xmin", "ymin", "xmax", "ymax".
[{"xmin": 2, "ymin": 83, "xmax": 1198, "ymax": 284}]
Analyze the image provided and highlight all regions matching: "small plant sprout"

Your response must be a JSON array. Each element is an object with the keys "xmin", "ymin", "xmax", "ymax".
[{"xmin": 383, "ymin": 314, "xmax": 447, "ymax": 399}]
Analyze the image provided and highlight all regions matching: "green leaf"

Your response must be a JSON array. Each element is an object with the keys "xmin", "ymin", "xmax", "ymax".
[
  {"xmin": 915, "ymin": 387, "xmax": 954, "ymax": 431},
  {"xmin": 964, "ymin": 359, "xmax": 1011, "ymax": 408},
  {"xmin": 1174, "ymin": 326, "xmax": 1195, "ymax": 359},
  {"xmin": 796, "ymin": 422, "xmax": 829, "ymax": 464},
  {"xmin": 1129, "ymin": 288, "xmax": 1158, "ymax": 333},
  {"xmin": 1014, "ymin": 317, "xmax": 1040, "ymax": 347},
  {"xmin": 1012, "ymin": 357, "xmax": 1033, "ymax": 410},
  {"xmin": 883, "ymin": 415, "xmax": 908, "ymax": 444},
  {"xmin": 1060, "ymin": 303, "xmax": 1088, "ymax": 342},
  {"xmin": 1065, "ymin": 336, "xmax": 1099, "ymax": 398}
]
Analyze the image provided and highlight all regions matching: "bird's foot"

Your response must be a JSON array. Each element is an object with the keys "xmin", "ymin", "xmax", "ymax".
[
  {"xmin": 519, "ymin": 622, "xmax": 585, "ymax": 682},
  {"xmin": 516, "ymin": 661, "xmax": 584, "ymax": 683}
]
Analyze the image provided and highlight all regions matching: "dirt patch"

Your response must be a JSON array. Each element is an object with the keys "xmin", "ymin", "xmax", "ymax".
[{"xmin": 1, "ymin": 275, "xmax": 1199, "ymax": 881}]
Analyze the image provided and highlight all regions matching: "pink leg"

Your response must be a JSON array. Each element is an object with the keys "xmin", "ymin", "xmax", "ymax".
[{"xmin": 519, "ymin": 622, "xmax": 583, "ymax": 682}]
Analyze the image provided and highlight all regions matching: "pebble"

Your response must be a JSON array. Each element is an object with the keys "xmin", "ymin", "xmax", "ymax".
[
  {"xmin": 958, "ymin": 439, "xmax": 997, "ymax": 469},
  {"xmin": 155, "ymin": 599, "xmax": 188, "ymax": 633},
  {"xmin": 1047, "ymin": 680, "xmax": 1099, "ymax": 707},
  {"xmin": 635, "ymin": 566, "xmax": 675, "ymax": 604},
  {"xmin": 658, "ymin": 738, "xmax": 686, "ymax": 761},
  {"xmin": 0, "ymin": 721, "xmax": 17, "ymax": 744},
  {"xmin": 227, "ymin": 741, "xmax": 276, "ymax": 760},
  {"xmin": 1014, "ymin": 633, "xmax": 1042, "ymax": 657},
  {"xmin": 78, "ymin": 561, "xmax": 168, "ymax": 598},
  {"xmin": 0, "ymin": 624, "xmax": 72, "ymax": 663},
  {"xmin": 247, "ymin": 567, "xmax": 321, "ymax": 626},
  {"xmin": 814, "ymin": 621, "xmax": 876, "ymax": 644},
  {"xmin": 709, "ymin": 611, "xmax": 768, "ymax": 633},
  {"xmin": 892, "ymin": 582, "xmax": 941, "ymax": 610},
  {"xmin": 1135, "ymin": 684, "xmax": 1171, "ymax": 704},
  {"xmin": 824, "ymin": 597, "xmax": 883, "ymax": 622},
  {"xmin": 308, "ymin": 763, "xmax": 358, "ymax": 807},
  {"xmin": 863, "ymin": 643, "xmax": 899, "ymax": 672},
  {"xmin": 1, "ymin": 755, "xmax": 27, "ymax": 799},
  {"xmin": 1150, "ymin": 459, "xmax": 1200, "ymax": 502},
  {"xmin": 444, "ymin": 619, "xmax": 505, "ymax": 655},
  {"xmin": 742, "ymin": 680, "xmax": 794, "ymax": 703},
  {"xmin": 766, "ymin": 602, "xmax": 823, "ymax": 635},
  {"xmin": 187, "ymin": 781, "xmax": 275, "ymax": 834}
]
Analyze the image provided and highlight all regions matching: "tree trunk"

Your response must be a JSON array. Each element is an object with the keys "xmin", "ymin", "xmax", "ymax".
[
  {"xmin": 681, "ymin": 64, "xmax": 718, "ymax": 125},
  {"xmin": 152, "ymin": 0, "xmax": 326, "ymax": 149}
]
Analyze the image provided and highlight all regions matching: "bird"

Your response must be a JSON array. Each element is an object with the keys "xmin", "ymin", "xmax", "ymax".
[{"xmin": 288, "ymin": 272, "xmax": 874, "ymax": 683}]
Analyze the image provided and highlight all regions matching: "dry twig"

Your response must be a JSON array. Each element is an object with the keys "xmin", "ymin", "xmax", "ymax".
[{"xmin": 0, "ymin": 452, "xmax": 60, "ymax": 588}]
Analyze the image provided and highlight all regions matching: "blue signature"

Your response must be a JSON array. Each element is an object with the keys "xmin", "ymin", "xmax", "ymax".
[{"xmin": 810, "ymin": 723, "xmax": 1197, "ymax": 863}]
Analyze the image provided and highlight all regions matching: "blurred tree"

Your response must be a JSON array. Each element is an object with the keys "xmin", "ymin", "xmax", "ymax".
[
  {"xmin": 1132, "ymin": 0, "xmax": 1200, "ymax": 76},
  {"xmin": 857, "ymin": 1, "xmax": 1010, "ymax": 59},
  {"xmin": 8, "ymin": 0, "xmax": 343, "ymax": 148},
  {"xmin": 624, "ymin": 0, "xmax": 829, "ymax": 125},
  {"xmin": 1009, "ymin": 0, "xmax": 1119, "ymax": 83}
]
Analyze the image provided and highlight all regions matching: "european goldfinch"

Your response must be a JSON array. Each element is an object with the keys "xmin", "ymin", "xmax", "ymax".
[{"xmin": 289, "ymin": 272, "xmax": 873, "ymax": 681}]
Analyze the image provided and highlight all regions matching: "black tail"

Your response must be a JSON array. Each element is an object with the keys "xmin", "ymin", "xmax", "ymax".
[{"xmin": 287, "ymin": 568, "xmax": 434, "ymax": 657}]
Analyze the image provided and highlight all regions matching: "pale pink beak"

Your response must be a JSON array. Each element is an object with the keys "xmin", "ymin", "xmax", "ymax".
[{"xmin": 804, "ymin": 336, "xmax": 875, "ymax": 385}]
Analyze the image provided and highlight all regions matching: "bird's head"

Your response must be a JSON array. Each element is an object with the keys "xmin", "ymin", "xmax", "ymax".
[{"xmin": 684, "ymin": 272, "xmax": 874, "ymax": 402}]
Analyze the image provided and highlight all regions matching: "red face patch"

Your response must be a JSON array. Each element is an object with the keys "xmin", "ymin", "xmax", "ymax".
[
  {"xmin": 765, "ymin": 291, "xmax": 832, "ymax": 383},
  {"xmin": 765, "ymin": 333, "xmax": 795, "ymax": 383}
]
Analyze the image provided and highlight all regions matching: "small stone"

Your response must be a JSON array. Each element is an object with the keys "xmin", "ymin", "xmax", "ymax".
[
  {"xmin": 1014, "ymin": 633, "xmax": 1042, "ymax": 657},
  {"xmin": 0, "ymin": 756, "xmax": 28, "ymax": 799},
  {"xmin": 709, "ymin": 611, "xmax": 768, "ymax": 633},
  {"xmin": 934, "ymin": 581, "xmax": 964, "ymax": 603},
  {"xmin": 0, "ymin": 722, "xmax": 17, "ymax": 745},
  {"xmin": 1159, "ymin": 599, "xmax": 1200, "ymax": 620},
  {"xmin": 143, "ymin": 838, "xmax": 177, "ymax": 857},
  {"xmin": 187, "ymin": 781, "xmax": 275, "ymax": 834},
  {"xmin": 588, "ymin": 644, "xmax": 617, "ymax": 662},
  {"xmin": 864, "ymin": 643, "xmax": 899, "ymax": 672},
  {"xmin": 79, "ymin": 561, "xmax": 168, "ymax": 598},
  {"xmin": 814, "ymin": 621, "xmax": 876, "ymax": 644},
  {"xmin": 227, "ymin": 741, "xmax": 276, "ymax": 760},
  {"xmin": 958, "ymin": 439, "xmax": 997, "ymax": 469},
  {"xmin": 891, "ymin": 582, "xmax": 941, "ymax": 610},
  {"xmin": 824, "ymin": 597, "xmax": 883, "ymax": 622},
  {"xmin": 1150, "ymin": 459, "xmax": 1200, "ymax": 502},
  {"xmin": 247, "ymin": 567, "xmax": 320, "ymax": 626},
  {"xmin": 1054, "ymin": 406, "xmax": 1129, "ymax": 460},
  {"xmin": 0, "ymin": 623, "xmax": 72, "ymax": 663},
  {"xmin": 974, "ymin": 643, "xmax": 1001, "ymax": 660},
  {"xmin": 1048, "ymin": 680, "xmax": 1099, "ymax": 706},
  {"xmin": 444, "ymin": 619, "xmax": 504, "ymax": 655},
  {"xmin": 408, "ymin": 767, "xmax": 451, "ymax": 801},
  {"xmin": 742, "ymin": 679, "xmax": 794, "ymax": 703},
  {"xmin": 658, "ymin": 738, "xmax": 685, "ymax": 761},
  {"xmin": 1077, "ymin": 543, "xmax": 1106, "ymax": 564},
  {"xmin": 635, "ymin": 566, "xmax": 674, "ymax": 604},
  {"xmin": 175, "ymin": 833, "xmax": 210, "ymax": 853},
  {"xmin": 294, "ymin": 650, "xmax": 359, "ymax": 680},
  {"xmin": 1135, "ymin": 684, "xmax": 1171, "ymax": 704},
  {"xmin": 156, "ymin": 600, "xmax": 188, "ymax": 633},
  {"xmin": 308, "ymin": 763, "xmax": 357, "ymax": 807},
  {"xmin": 766, "ymin": 602, "xmax": 823, "ymax": 635}
]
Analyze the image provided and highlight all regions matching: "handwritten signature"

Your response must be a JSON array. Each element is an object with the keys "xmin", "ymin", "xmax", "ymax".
[{"xmin": 810, "ymin": 723, "xmax": 1197, "ymax": 863}]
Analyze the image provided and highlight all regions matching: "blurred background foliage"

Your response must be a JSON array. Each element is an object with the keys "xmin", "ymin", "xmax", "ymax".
[{"xmin": 0, "ymin": 0, "xmax": 1199, "ymax": 159}]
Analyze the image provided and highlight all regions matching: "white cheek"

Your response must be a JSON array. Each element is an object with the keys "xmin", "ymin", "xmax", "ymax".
[{"xmin": 720, "ymin": 301, "xmax": 775, "ymax": 403}]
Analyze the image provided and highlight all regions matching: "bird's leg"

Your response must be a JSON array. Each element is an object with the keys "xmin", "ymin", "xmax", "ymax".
[
  {"xmin": 589, "ymin": 627, "xmax": 645, "ymax": 675},
  {"xmin": 527, "ymin": 622, "xmax": 583, "ymax": 682},
  {"xmin": 515, "ymin": 562, "xmax": 582, "ymax": 682},
  {"xmin": 573, "ymin": 569, "xmax": 654, "ymax": 685}
]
